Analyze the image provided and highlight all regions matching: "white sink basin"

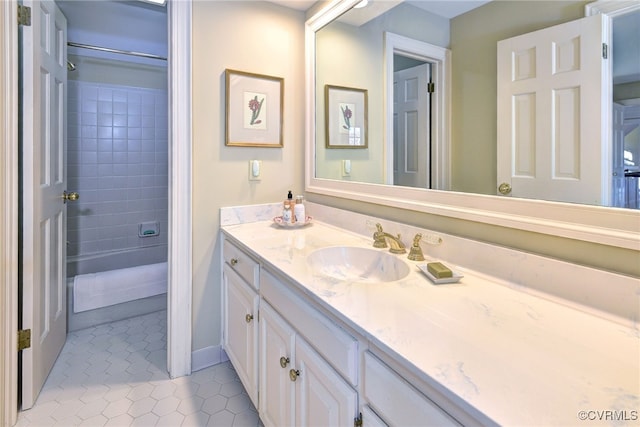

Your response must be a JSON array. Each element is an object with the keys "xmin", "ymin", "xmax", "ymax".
[{"xmin": 307, "ymin": 246, "xmax": 410, "ymax": 283}]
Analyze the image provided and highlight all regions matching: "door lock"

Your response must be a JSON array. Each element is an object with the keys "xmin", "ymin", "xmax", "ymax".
[
  {"xmin": 498, "ymin": 183, "xmax": 512, "ymax": 195},
  {"xmin": 62, "ymin": 191, "xmax": 79, "ymax": 203}
]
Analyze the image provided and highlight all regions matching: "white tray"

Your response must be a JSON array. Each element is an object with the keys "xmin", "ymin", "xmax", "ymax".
[
  {"xmin": 417, "ymin": 264, "xmax": 464, "ymax": 284},
  {"xmin": 273, "ymin": 216, "xmax": 313, "ymax": 228}
]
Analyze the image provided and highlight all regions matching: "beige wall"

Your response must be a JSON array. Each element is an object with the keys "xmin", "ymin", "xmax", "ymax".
[
  {"xmin": 192, "ymin": 1, "xmax": 305, "ymax": 351},
  {"xmin": 315, "ymin": 3, "xmax": 449, "ymax": 183},
  {"xmin": 316, "ymin": 21, "xmax": 384, "ymax": 183}
]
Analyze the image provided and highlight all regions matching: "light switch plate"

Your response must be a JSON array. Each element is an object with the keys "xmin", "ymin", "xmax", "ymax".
[
  {"xmin": 249, "ymin": 160, "xmax": 262, "ymax": 181},
  {"xmin": 342, "ymin": 159, "xmax": 351, "ymax": 177}
]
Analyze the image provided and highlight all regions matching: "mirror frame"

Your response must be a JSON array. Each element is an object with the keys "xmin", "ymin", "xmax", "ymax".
[{"xmin": 305, "ymin": 0, "xmax": 640, "ymax": 250}]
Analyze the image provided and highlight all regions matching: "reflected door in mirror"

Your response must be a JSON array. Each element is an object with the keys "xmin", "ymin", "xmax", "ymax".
[
  {"xmin": 394, "ymin": 61, "xmax": 432, "ymax": 188},
  {"xmin": 497, "ymin": 14, "xmax": 607, "ymax": 206}
]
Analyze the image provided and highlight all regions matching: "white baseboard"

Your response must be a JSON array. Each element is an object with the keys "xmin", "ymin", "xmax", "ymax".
[{"xmin": 191, "ymin": 345, "xmax": 229, "ymax": 372}]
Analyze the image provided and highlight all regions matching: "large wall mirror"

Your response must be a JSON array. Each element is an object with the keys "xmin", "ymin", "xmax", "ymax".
[{"xmin": 305, "ymin": 0, "xmax": 640, "ymax": 249}]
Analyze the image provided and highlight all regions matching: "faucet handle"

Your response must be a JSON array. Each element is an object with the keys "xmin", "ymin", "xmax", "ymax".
[
  {"xmin": 373, "ymin": 223, "xmax": 388, "ymax": 248},
  {"xmin": 408, "ymin": 233, "xmax": 425, "ymax": 261}
]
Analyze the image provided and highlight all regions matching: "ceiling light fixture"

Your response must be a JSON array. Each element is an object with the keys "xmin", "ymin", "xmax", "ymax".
[
  {"xmin": 354, "ymin": 0, "xmax": 369, "ymax": 9},
  {"xmin": 138, "ymin": 0, "xmax": 167, "ymax": 6}
]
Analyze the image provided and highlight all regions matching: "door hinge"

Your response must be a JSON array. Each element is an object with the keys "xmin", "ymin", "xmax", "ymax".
[
  {"xmin": 427, "ymin": 81, "xmax": 435, "ymax": 93},
  {"xmin": 18, "ymin": 329, "xmax": 31, "ymax": 351},
  {"xmin": 602, "ymin": 43, "xmax": 608, "ymax": 59},
  {"xmin": 17, "ymin": 5, "xmax": 31, "ymax": 26},
  {"xmin": 354, "ymin": 412, "xmax": 363, "ymax": 427}
]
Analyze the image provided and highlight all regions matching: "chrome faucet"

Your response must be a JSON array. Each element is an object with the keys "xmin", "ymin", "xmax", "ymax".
[{"xmin": 373, "ymin": 223, "xmax": 406, "ymax": 254}]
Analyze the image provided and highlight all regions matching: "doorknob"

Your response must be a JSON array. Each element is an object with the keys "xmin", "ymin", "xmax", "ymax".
[
  {"xmin": 498, "ymin": 183, "xmax": 512, "ymax": 195},
  {"xmin": 62, "ymin": 191, "xmax": 79, "ymax": 203}
]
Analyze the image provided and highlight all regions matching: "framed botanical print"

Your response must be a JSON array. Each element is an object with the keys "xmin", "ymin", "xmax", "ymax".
[
  {"xmin": 225, "ymin": 69, "xmax": 284, "ymax": 147},
  {"xmin": 325, "ymin": 85, "xmax": 368, "ymax": 148}
]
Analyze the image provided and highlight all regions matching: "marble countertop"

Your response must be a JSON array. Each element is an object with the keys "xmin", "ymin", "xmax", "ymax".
[{"xmin": 222, "ymin": 219, "xmax": 640, "ymax": 426}]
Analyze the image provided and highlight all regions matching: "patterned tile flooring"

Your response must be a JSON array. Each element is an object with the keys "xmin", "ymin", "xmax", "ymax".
[{"xmin": 16, "ymin": 310, "xmax": 261, "ymax": 426}]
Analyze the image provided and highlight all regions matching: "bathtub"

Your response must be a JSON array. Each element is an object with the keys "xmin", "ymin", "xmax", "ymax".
[{"xmin": 67, "ymin": 246, "xmax": 167, "ymax": 331}]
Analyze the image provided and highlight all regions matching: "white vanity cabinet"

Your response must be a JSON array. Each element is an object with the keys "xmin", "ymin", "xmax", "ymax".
[
  {"xmin": 222, "ymin": 234, "xmax": 460, "ymax": 427},
  {"xmin": 222, "ymin": 239, "xmax": 260, "ymax": 407},
  {"xmin": 363, "ymin": 351, "xmax": 460, "ymax": 426},
  {"xmin": 260, "ymin": 269, "xmax": 359, "ymax": 427}
]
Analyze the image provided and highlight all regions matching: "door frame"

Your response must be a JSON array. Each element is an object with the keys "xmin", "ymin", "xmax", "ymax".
[
  {"xmin": 0, "ymin": 0, "xmax": 19, "ymax": 425},
  {"xmin": 0, "ymin": 0, "xmax": 192, "ymax": 422},
  {"xmin": 384, "ymin": 32, "xmax": 451, "ymax": 190},
  {"xmin": 167, "ymin": 0, "xmax": 192, "ymax": 379}
]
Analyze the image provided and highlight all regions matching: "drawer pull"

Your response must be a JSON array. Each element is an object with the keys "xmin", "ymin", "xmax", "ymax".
[
  {"xmin": 245, "ymin": 314, "xmax": 254, "ymax": 323},
  {"xmin": 289, "ymin": 369, "xmax": 300, "ymax": 382},
  {"xmin": 279, "ymin": 357, "xmax": 290, "ymax": 368},
  {"xmin": 230, "ymin": 258, "xmax": 238, "ymax": 266}
]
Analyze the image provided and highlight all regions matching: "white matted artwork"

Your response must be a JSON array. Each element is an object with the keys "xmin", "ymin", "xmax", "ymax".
[
  {"xmin": 325, "ymin": 85, "xmax": 368, "ymax": 148},
  {"xmin": 225, "ymin": 69, "xmax": 283, "ymax": 147}
]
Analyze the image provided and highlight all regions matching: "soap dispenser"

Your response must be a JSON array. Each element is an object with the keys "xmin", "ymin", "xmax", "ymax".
[{"xmin": 283, "ymin": 191, "xmax": 294, "ymax": 223}]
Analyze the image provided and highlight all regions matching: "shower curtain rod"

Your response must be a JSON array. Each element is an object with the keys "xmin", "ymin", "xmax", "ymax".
[{"xmin": 67, "ymin": 41, "xmax": 167, "ymax": 61}]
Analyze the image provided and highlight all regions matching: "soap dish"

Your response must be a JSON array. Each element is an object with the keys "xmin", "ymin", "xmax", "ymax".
[
  {"xmin": 273, "ymin": 216, "xmax": 313, "ymax": 228},
  {"xmin": 417, "ymin": 264, "xmax": 463, "ymax": 284}
]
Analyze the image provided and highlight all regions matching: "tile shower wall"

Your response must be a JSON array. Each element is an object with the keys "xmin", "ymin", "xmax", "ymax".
[{"xmin": 67, "ymin": 80, "xmax": 168, "ymax": 259}]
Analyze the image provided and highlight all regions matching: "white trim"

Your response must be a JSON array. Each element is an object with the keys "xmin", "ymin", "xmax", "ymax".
[
  {"xmin": 585, "ymin": 0, "xmax": 640, "ymax": 17},
  {"xmin": 305, "ymin": 0, "xmax": 640, "ymax": 251},
  {"xmin": 384, "ymin": 32, "xmax": 451, "ymax": 189},
  {"xmin": 167, "ymin": 0, "xmax": 192, "ymax": 378},
  {"xmin": 192, "ymin": 345, "xmax": 229, "ymax": 372},
  {"xmin": 1, "ymin": 1, "xmax": 18, "ymax": 424}
]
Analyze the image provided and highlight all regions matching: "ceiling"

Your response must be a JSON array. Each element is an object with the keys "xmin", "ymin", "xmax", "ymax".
[{"xmin": 269, "ymin": 0, "xmax": 490, "ymax": 18}]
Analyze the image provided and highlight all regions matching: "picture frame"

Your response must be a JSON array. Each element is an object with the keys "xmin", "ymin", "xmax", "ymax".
[
  {"xmin": 225, "ymin": 69, "xmax": 284, "ymax": 147},
  {"xmin": 325, "ymin": 85, "xmax": 368, "ymax": 148}
]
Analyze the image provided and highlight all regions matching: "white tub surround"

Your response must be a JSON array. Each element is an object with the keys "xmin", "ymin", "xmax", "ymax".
[
  {"xmin": 220, "ymin": 203, "xmax": 639, "ymax": 426},
  {"xmin": 73, "ymin": 262, "xmax": 167, "ymax": 313}
]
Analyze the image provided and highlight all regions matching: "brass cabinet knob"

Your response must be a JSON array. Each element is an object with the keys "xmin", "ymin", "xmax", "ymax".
[
  {"xmin": 279, "ymin": 357, "xmax": 290, "ymax": 368},
  {"xmin": 245, "ymin": 314, "xmax": 253, "ymax": 323},
  {"xmin": 62, "ymin": 191, "xmax": 79, "ymax": 203},
  {"xmin": 498, "ymin": 182, "xmax": 512, "ymax": 195},
  {"xmin": 230, "ymin": 258, "xmax": 238, "ymax": 266},
  {"xmin": 289, "ymin": 369, "xmax": 300, "ymax": 382}
]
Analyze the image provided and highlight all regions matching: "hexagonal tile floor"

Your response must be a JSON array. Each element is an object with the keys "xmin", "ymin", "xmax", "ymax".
[{"xmin": 16, "ymin": 310, "xmax": 261, "ymax": 426}]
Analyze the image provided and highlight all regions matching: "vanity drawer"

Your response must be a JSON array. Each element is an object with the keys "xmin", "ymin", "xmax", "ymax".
[
  {"xmin": 364, "ymin": 351, "xmax": 460, "ymax": 426},
  {"xmin": 261, "ymin": 268, "xmax": 359, "ymax": 386},
  {"xmin": 223, "ymin": 239, "xmax": 259, "ymax": 290}
]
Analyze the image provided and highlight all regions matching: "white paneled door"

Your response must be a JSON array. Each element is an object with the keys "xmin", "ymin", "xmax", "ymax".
[
  {"xmin": 497, "ymin": 14, "xmax": 608, "ymax": 205},
  {"xmin": 394, "ymin": 62, "xmax": 431, "ymax": 188},
  {"xmin": 21, "ymin": 0, "xmax": 68, "ymax": 409}
]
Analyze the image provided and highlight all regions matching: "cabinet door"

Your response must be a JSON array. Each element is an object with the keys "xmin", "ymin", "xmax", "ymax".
[
  {"xmin": 223, "ymin": 264, "xmax": 259, "ymax": 406},
  {"xmin": 362, "ymin": 405, "xmax": 388, "ymax": 427},
  {"xmin": 259, "ymin": 302, "xmax": 295, "ymax": 427},
  {"xmin": 364, "ymin": 352, "xmax": 459, "ymax": 426},
  {"xmin": 294, "ymin": 338, "xmax": 358, "ymax": 427}
]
